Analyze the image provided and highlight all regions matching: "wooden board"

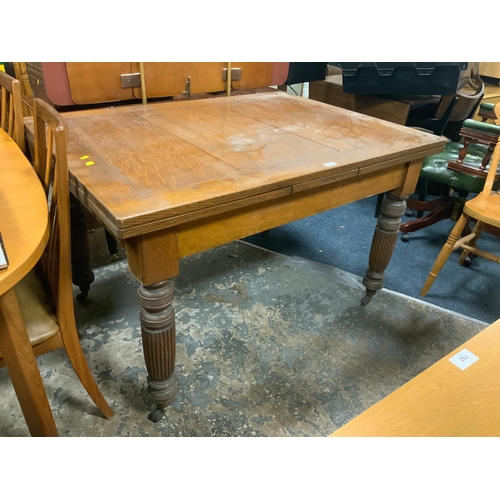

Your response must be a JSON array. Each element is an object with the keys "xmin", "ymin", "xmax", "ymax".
[
  {"xmin": 60, "ymin": 92, "xmax": 446, "ymax": 240},
  {"xmin": 131, "ymin": 62, "xmax": 275, "ymax": 98},
  {"xmin": 66, "ymin": 62, "xmax": 134, "ymax": 104},
  {"xmin": 331, "ymin": 318, "xmax": 500, "ymax": 437}
]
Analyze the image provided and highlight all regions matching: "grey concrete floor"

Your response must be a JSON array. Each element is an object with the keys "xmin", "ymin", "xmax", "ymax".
[{"xmin": 0, "ymin": 229, "xmax": 486, "ymax": 436}]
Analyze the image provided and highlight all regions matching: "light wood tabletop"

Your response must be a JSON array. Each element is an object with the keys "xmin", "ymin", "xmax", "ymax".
[
  {"xmin": 331, "ymin": 318, "xmax": 500, "ymax": 437},
  {"xmin": 0, "ymin": 129, "xmax": 49, "ymax": 294},
  {"xmin": 50, "ymin": 91, "xmax": 446, "ymax": 420},
  {"xmin": 0, "ymin": 128, "xmax": 55, "ymax": 436}
]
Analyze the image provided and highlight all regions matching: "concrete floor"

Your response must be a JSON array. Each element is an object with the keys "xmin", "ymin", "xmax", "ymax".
[{"xmin": 0, "ymin": 229, "xmax": 486, "ymax": 436}]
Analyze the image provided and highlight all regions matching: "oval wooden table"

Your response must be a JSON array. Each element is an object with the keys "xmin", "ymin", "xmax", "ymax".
[{"xmin": 0, "ymin": 128, "xmax": 56, "ymax": 436}]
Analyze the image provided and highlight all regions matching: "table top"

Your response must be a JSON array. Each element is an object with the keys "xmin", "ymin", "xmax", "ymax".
[
  {"xmin": 0, "ymin": 129, "xmax": 49, "ymax": 295},
  {"xmin": 331, "ymin": 318, "xmax": 500, "ymax": 437},
  {"xmin": 59, "ymin": 92, "xmax": 445, "ymax": 239}
]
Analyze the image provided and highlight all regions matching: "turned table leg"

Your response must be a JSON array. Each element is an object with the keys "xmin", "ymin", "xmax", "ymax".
[
  {"xmin": 70, "ymin": 195, "xmax": 95, "ymax": 303},
  {"xmin": 137, "ymin": 279, "xmax": 177, "ymax": 422},
  {"xmin": 362, "ymin": 193, "xmax": 406, "ymax": 305}
]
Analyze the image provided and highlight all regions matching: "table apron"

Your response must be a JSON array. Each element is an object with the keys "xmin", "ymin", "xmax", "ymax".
[{"xmin": 123, "ymin": 160, "xmax": 415, "ymax": 286}]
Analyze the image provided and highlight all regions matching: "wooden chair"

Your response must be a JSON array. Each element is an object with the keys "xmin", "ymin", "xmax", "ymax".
[
  {"xmin": 421, "ymin": 102, "xmax": 500, "ymax": 296},
  {"xmin": 399, "ymin": 82, "xmax": 487, "ymax": 240},
  {"xmin": 0, "ymin": 70, "xmax": 25, "ymax": 153},
  {"xmin": 0, "ymin": 98, "xmax": 113, "ymax": 426},
  {"xmin": 375, "ymin": 82, "xmax": 485, "ymax": 219},
  {"xmin": 478, "ymin": 101, "xmax": 497, "ymax": 122}
]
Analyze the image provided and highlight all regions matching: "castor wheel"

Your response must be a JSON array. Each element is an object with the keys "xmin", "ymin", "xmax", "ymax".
[
  {"xmin": 76, "ymin": 290, "xmax": 88, "ymax": 303},
  {"xmin": 148, "ymin": 404, "xmax": 164, "ymax": 423},
  {"xmin": 401, "ymin": 233, "xmax": 410, "ymax": 242},
  {"xmin": 461, "ymin": 256, "xmax": 473, "ymax": 267}
]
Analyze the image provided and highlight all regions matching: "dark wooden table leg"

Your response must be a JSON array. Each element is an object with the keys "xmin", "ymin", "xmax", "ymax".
[
  {"xmin": 362, "ymin": 193, "xmax": 407, "ymax": 305},
  {"xmin": 70, "ymin": 195, "xmax": 95, "ymax": 303},
  {"xmin": 137, "ymin": 279, "xmax": 177, "ymax": 422}
]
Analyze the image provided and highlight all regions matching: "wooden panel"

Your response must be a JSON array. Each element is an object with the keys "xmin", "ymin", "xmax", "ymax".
[
  {"xmin": 131, "ymin": 62, "xmax": 226, "ymax": 98},
  {"xmin": 130, "ymin": 62, "xmax": 275, "ymax": 99},
  {"xmin": 479, "ymin": 62, "xmax": 500, "ymax": 80},
  {"xmin": 331, "ymin": 319, "xmax": 500, "ymax": 436},
  {"xmin": 177, "ymin": 163, "xmax": 408, "ymax": 258},
  {"xmin": 66, "ymin": 62, "xmax": 134, "ymax": 104},
  {"xmin": 231, "ymin": 62, "xmax": 274, "ymax": 89},
  {"xmin": 125, "ymin": 229, "xmax": 179, "ymax": 286},
  {"xmin": 309, "ymin": 76, "xmax": 411, "ymax": 125},
  {"xmin": 61, "ymin": 93, "xmax": 446, "ymax": 238}
]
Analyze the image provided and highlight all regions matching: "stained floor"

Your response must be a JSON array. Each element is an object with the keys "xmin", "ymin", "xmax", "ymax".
[{"xmin": 0, "ymin": 230, "xmax": 486, "ymax": 436}]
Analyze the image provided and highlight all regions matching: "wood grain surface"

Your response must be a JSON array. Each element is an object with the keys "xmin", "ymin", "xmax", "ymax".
[
  {"xmin": 0, "ymin": 129, "xmax": 49, "ymax": 293},
  {"xmin": 62, "ymin": 92, "xmax": 446, "ymax": 240},
  {"xmin": 331, "ymin": 318, "xmax": 500, "ymax": 437}
]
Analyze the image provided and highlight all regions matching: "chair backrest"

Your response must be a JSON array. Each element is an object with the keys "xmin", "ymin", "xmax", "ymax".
[
  {"xmin": 32, "ymin": 98, "xmax": 72, "ymax": 321},
  {"xmin": 478, "ymin": 101, "xmax": 497, "ymax": 122},
  {"xmin": 441, "ymin": 82, "xmax": 485, "ymax": 122},
  {"xmin": 436, "ymin": 82, "xmax": 485, "ymax": 140},
  {"xmin": 447, "ymin": 118, "xmax": 500, "ymax": 183},
  {"xmin": 0, "ymin": 71, "xmax": 25, "ymax": 152},
  {"xmin": 482, "ymin": 102, "xmax": 500, "ymax": 196}
]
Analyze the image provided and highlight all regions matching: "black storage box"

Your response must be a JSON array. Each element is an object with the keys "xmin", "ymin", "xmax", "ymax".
[
  {"xmin": 338, "ymin": 62, "xmax": 472, "ymax": 95},
  {"xmin": 285, "ymin": 62, "xmax": 328, "ymax": 85}
]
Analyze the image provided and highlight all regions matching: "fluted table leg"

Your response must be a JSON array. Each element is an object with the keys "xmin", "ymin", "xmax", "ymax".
[
  {"xmin": 137, "ymin": 279, "xmax": 177, "ymax": 422},
  {"xmin": 362, "ymin": 193, "xmax": 406, "ymax": 305}
]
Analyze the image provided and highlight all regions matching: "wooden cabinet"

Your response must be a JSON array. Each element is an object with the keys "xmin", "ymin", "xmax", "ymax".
[{"xmin": 479, "ymin": 62, "xmax": 500, "ymax": 80}]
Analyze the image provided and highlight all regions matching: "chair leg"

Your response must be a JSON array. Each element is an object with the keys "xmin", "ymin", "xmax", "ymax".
[
  {"xmin": 458, "ymin": 220, "xmax": 485, "ymax": 266},
  {"xmin": 0, "ymin": 289, "xmax": 59, "ymax": 436},
  {"xmin": 420, "ymin": 213, "xmax": 469, "ymax": 297},
  {"xmin": 59, "ymin": 318, "xmax": 114, "ymax": 419}
]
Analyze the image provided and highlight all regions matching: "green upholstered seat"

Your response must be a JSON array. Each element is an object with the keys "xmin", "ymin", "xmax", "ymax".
[
  {"xmin": 420, "ymin": 142, "xmax": 492, "ymax": 194},
  {"xmin": 420, "ymin": 119, "xmax": 500, "ymax": 195}
]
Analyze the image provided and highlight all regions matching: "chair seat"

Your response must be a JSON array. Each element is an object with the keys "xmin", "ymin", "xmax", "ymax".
[
  {"xmin": 13, "ymin": 270, "xmax": 59, "ymax": 346},
  {"xmin": 464, "ymin": 191, "xmax": 500, "ymax": 229}
]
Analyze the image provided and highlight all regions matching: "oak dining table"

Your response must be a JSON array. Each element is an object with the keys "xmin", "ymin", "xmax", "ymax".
[
  {"xmin": 45, "ymin": 91, "xmax": 446, "ymax": 420},
  {"xmin": 0, "ymin": 128, "xmax": 56, "ymax": 436}
]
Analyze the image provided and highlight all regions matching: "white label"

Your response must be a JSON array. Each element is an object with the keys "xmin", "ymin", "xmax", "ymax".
[
  {"xmin": 449, "ymin": 349, "xmax": 479, "ymax": 370},
  {"xmin": 323, "ymin": 162, "xmax": 337, "ymax": 167},
  {"xmin": 0, "ymin": 244, "xmax": 7, "ymax": 267}
]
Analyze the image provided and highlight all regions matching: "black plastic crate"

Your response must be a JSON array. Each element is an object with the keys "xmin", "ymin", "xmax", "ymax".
[
  {"xmin": 338, "ymin": 62, "xmax": 472, "ymax": 95},
  {"xmin": 285, "ymin": 62, "xmax": 328, "ymax": 86}
]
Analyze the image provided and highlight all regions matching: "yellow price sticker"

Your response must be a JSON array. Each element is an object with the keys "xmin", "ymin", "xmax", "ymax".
[{"xmin": 85, "ymin": 161, "xmax": 95, "ymax": 166}]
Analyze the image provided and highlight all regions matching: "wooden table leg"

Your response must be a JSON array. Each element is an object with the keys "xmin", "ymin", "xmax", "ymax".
[
  {"xmin": 124, "ymin": 229, "xmax": 180, "ymax": 420},
  {"xmin": 0, "ymin": 289, "xmax": 59, "ymax": 437},
  {"xmin": 137, "ymin": 280, "xmax": 177, "ymax": 422},
  {"xmin": 70, "ymin": 195, "xmax": 95, "ymax": 303},
  {"xmin": 362, "ymin": 193, "xmax": 407, "ymax": 305}
]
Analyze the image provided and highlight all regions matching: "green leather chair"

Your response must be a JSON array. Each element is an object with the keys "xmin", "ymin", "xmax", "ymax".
[{"xmin": 400, "ymin": 118, "xmax": 500, "ymax": 241}]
